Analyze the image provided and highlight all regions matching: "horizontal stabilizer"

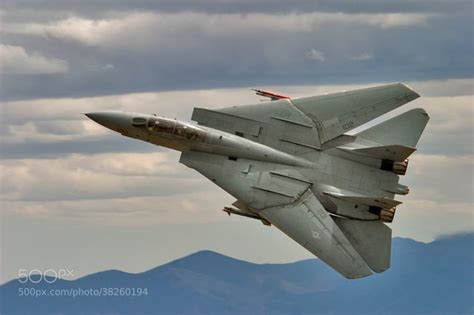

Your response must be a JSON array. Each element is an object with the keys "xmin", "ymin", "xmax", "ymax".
[
  {"xmin": 333, "ymin": 217, "xmax": 392, "ymax": 273},
  {"xmin": 324, "ymin": 192, "xmax": 401, "ymax": 209},
  {"xmin": 356, "ymin": 108, "xmax": 429, "ymax": 147},
  {"xmin": 340, "ymin": 144, "xmax": 416, "ymax": 161},
  {"xmin": 252, "ymin": 89, "xmax": 290, "ymax": 100}
]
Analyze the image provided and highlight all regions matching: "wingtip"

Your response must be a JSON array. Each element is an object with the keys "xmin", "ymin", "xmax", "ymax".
[{"xmin": 400, "ymin": 83, "xmax": 420, "ymax": 99}]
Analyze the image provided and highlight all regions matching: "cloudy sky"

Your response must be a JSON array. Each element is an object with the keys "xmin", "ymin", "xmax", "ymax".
[{"xmin": 0, "ymin": 0, "xmax": 473, "ymax": 283}]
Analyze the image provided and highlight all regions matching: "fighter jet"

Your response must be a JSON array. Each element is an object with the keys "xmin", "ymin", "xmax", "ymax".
[{"xmin": 86, "ymin": 83, "xmax": 429, "ymax": 279}]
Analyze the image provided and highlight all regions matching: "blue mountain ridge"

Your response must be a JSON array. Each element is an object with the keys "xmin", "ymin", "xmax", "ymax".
[{"xmin": 1, "ymin": 233, "xmax": 473, "ymax": 315}]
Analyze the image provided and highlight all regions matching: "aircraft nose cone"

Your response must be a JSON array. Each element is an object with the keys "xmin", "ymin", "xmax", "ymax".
[
  {"xmin": 85, "ymin": 111, "xmax": 131, "ymax": 132},
  {"xmin": 84, "ymin": 112, "xmax": 107, "ymax": 123}
]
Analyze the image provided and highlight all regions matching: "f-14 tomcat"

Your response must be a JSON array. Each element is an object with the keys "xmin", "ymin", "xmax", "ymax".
[{"xmin": 86, "ymin": 83, "xmax": 429, "ymax": 279}]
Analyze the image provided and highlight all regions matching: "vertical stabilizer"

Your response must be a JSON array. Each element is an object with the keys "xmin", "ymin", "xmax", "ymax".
[{"xmin": 356, "ymin": 108, "xmax": 429, "ymax": 147}]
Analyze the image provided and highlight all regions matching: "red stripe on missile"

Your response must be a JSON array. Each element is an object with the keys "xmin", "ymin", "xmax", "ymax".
[{"xmin": 252, "ymin": 89, "xmax": 290, "ymax": 100}]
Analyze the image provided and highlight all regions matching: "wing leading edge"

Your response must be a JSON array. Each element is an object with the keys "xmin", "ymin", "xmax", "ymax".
[
  {"xmin": 191, "ymin": 83, "xmax": 419, "ymax": 152},
  {"xmin": 290, "ymin": 83, "xmax": 420, "ymax": 143}
]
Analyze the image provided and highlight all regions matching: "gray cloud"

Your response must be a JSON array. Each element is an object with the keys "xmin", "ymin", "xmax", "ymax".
[
  {"xmin": 0, "ymin": 137, "xmax": 157, "ymax": 159},
  {"xmin": 2, "ymin": 0, "xmax": 472, "ymax": 16},
  {"xmin": 0, "ymin": 7, "xmax": 472, "ymax": 100},
  {"xmin": 404, "ymin": 154, "xmax": 473, "ymax": 204},
  {"xmin": 0, "ymin": 44, "xmax": 68, "ymax": 74},
  {"xmin": 306, "ymin": 49, "xmax": 326, "ymax": 62},
  {"xmin": 0, "ymin": 152, "xmax": 207, "ymax": 202}
]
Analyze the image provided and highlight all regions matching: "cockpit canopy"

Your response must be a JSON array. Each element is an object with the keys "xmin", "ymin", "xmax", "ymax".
[
  {"xmin": 132, "ymin": 115, "xmax": 206, "ymax": 141},
  {"xmin": 147, "ymin": 117, "xmax": 175, "ymax": 133}
]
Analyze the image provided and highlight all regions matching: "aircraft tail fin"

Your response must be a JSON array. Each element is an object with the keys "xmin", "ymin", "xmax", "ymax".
[
  {"xmin": 333, "ymin": 218, "xmax": 392, "ymax": 273},
  {"xmin": 356, "ymin": 108, "xmax": 429, "ymax": 147}
]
